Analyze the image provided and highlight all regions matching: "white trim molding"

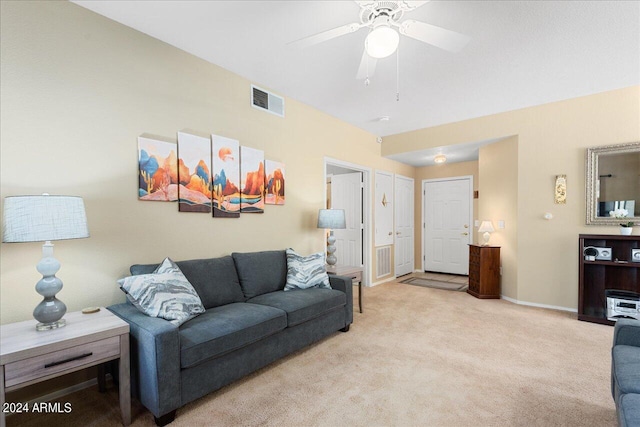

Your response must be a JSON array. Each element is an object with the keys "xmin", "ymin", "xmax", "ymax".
[{"xmin": 501, "ymin": 295, "xmax": 577, "ymax": 313}]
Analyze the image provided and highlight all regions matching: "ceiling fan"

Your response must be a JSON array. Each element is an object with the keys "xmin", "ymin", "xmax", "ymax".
[{"xmin": 290, "ymin": 1, "xmax": 470, "ymax": 80}]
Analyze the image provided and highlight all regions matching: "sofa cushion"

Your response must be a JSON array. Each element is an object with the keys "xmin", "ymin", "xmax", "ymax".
[
  {"xmin": 284, "ymin": 248, "xmax": 331, "ymax": 291},
  {"xmin": 118, "ymin": 257, "xmax": 205, "ymax": 326},
  {"xmin": 618, "ymin": 393, "xmax": 640, "ymax": 427},
  {"xmin": 131, "ymin": 256, "xmax": 245, "ymax": 309},
  {"xmin": 179, "ymin": 303, "xmax": 287, "ymax": 369},
  {"xmin": 613, "ymin": 345, "xmax": 640, "ymax": 396},
  {"xmin": 232, "ymin": 250, "xmax": 287, "ymax": 299},
  {"xmin": 247, "ymin": 288, "xmax": 345, "ymax": 327}
]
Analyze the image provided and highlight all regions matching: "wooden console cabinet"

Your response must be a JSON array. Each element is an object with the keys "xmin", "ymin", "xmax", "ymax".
[
  {"xmin": 467, "ymin": 245, "xmax": 501, "ymax": 299},
  {"xmin": 578, "ymin": 234, "xmax": 640, "ymax": 325}
]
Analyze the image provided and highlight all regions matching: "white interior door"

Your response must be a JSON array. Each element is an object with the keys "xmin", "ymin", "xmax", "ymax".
[
  {"xmin": 331, "ymin": 172, "xmax": 363, "ymax": 267},
  {"xmin": 375, "ymin": 171, "xmax": 394, "ymax": 247},
  {"xmin": 423, "ymin": 177, "xmax": 472, "ymax": 275},
  {"xmin": 395, "ymin": 175, "xmax": 414, "ymax": 277}
]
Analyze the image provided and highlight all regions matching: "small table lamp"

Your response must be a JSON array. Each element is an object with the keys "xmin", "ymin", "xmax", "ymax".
[
  {"xmin": 317, "ymin": 209, "xmax": 346, "ymax": 266},
  {"xmin": 2, "ymin": 194, "xmax": 89, "ymax": 331},
  {"xmin": 478, "ymin": 220, "xmax": 495, "ymax": 246}
]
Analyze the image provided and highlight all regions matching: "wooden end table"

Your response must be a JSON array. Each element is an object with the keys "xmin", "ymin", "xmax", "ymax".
[
  {"xmin": 0, "ymin": 308, "xmax": 131, "ymax": 426},
  {"xmin": 326, "ymin": 265, "xmax": 364, "ymax": 313}
]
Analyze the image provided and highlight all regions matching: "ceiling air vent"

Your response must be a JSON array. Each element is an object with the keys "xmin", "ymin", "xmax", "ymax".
[{"xmin": 251, "ymin": 85, "xmax": 284, "ymax": 118}]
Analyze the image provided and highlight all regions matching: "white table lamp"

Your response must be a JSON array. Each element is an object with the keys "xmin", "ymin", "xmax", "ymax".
[
  {"xmin": 478, "ymin": 220, "xmax": 495, "ymax": 246},
  {"xmin": 2, "ymin": 194, "xmax": 89, "ymax": 331},
  {"xmin": 317, "ymin": 209, "xmax": 346, "ymax": 266}
]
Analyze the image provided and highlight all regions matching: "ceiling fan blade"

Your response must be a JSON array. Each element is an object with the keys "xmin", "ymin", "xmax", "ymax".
[
  {"xmin": 399, "ymin": 19, "xmax": 470, "ymax": 53},
  {"xmin": 401, "ymin": 1, "xmax": 430, "ymax": 10},
  {"xmin": 289, "ymin": 22, "xmax": 363, "ymax": 49},
  {"xmin": 356, "ymin": 49, "xmax": 377, "ymax": 80}
]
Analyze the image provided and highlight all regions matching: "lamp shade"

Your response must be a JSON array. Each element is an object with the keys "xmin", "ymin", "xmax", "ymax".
[
  {"xmin": 2, "ymin": 195, "xmax": 89, "ymax": 243},
  {"xmin": 317, "ymin": 209, "xmax": 346, "ymax": 230},
  {"xmin": 478, "ymin": 220, "xmax": 495, "ymax": 233}
]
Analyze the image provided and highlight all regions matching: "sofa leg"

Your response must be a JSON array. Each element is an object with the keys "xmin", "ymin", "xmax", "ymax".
[
  {"xmin": 341, "ymin": 325, "xmax": 350, "ymax": 332},
  {"xmin": 154, "ymin": 410, "xmax": 176, "ymax": 426}
]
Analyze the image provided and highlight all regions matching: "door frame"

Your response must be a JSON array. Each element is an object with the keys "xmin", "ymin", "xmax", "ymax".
[
  {"xmin": 395, "ymin": 174, "xmax": 414, "ymax": 277},
  {"xmin": 324, "ymin": 157, "xmax": 371, "ymax": 287},
  {"xmin": 421, "ymin": 175, "xmax": 474, "ymax": 273}
]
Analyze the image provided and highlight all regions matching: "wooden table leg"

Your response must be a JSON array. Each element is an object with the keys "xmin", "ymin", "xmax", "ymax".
[
  {"xmin": 358, "ymin": 282, "xmax": 363, "ymax": 313},
  {"xmin": 119, "ymin": 334, "xmax": 131, "ymax": 426}
]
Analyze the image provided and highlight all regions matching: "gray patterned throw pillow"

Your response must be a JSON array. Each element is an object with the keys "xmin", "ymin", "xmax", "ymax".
[
  {"xmin": 284, "ymin": 248, "xmax": 331, "ymax": 291},
  {"xmin": 118, "ymin": 257, "xmax": 205, "ymax": 326}
]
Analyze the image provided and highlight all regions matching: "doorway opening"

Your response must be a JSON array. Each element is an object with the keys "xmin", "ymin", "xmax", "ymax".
[{"xmin": 324, "ymin": 157, "xmax": 371, "ymax": 286}]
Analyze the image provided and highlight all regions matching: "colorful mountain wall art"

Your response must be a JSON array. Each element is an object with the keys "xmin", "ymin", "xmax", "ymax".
[
  {"xmin": 177, "ymin": 132, "xmax": 212, "ymax": 213},
  {"xmin": 240, "ymin": 146, "xmax": 264, "ymax": 213},
  {"xmin": 265, "ymin": 160, "xmax": 285, "ymax": 205},
  {"xmin": 211, "ymin": 134, "xmax": 240, "ymax": 218},
  {"xmin": 138, "ymin": 136, "xmax": 178, "ymax": 202}
]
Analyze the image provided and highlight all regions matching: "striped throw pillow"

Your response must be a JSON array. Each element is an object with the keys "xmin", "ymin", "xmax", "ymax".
[
  {"xmin": 284, "ymin": 248, "xmax": 331, "ymax": 291},
  {"xmin": 118, "ymin": 257, "xmax": 205, "ymax": 326}
]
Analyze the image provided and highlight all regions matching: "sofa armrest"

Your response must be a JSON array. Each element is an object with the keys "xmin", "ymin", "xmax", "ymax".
[
  {"xmin": 613, "ymin": 319, "xmax": 640, "ymax": 348},
  {"xmin": 108, "ymin": 303, "xmax": 181, "ymax": 418},
  {"xmin": 329, "ymin": 275, "xmax": 353, "ymax": 326}
]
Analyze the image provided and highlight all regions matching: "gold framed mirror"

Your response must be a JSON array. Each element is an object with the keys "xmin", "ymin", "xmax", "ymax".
[{"xmin": 586, "ymin": 141, "xmax": 640, "ymax": 225}]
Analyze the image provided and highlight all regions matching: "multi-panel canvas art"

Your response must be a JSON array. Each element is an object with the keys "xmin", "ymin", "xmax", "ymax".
[
  {"xmin": 240, "ymin": 146, "xmax": 264, "ymax": 213},
  {"xmin": 138, "ymin": 136, "xmax": 178, "ymax": 202},
  {"xmin": 177, "ymin": 132, "xmax": 212, "ymax": 213},
  {"xmin": 211, "ymin": 135, "xmax": 240, "ymax": 218},
  {"xmin": 265, "ymin": 160, "xmax": 285, "ymax": 205}
]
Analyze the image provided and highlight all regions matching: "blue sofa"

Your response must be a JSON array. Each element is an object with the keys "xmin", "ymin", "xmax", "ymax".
[
  {"xmin": 108, "ymin": 250, "xmax": 353, "ymax": 425},
  {"xmin": 611, "ymin": 319, "xmax": 640, "ymax": 427}
]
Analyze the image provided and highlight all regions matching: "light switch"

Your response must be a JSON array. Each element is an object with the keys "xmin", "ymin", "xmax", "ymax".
[{"xmin": 497, "ymin": 220, "xmax": 505, "ymax": 229}]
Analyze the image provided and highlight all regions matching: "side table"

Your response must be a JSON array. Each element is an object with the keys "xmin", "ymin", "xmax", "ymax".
[
  {"xmin": 326, "ymin": 265, "xmax": 364, "ymax": 313},
  {"xmin": 0, "ymin": 308, "xmax": 131, "ymax": 426},
  {"xmin": 467, "ymin": 244, "xmax": 501, "ymax": 299}
]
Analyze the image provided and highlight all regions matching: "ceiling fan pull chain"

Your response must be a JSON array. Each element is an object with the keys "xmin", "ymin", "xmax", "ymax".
[
  {"xmin": 396, "ymin": 43, "xmax": 400, "ymax": 101},
  {"xmin": 365, "ymin": 53, "xmax": 370, "ymax": 86}
]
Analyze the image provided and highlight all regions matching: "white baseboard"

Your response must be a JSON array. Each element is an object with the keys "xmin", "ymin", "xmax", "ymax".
[
  {"xmin": 370, "ymin": 277, "xmax": 396, "ymax": 287},
  {"xmin": 501, "ymin": 295, "xmax": 577, "ymax": 313}
]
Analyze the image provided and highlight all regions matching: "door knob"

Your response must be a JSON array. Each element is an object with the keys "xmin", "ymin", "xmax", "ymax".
[
  {"xmin": 388, "ymin": 232, "xmax": 393, "ymax": 236},
  {"xmin": 461, "ymin": 232, "xmax": 469, "ymax": 236},
  {"xmin": 464, "ymin": 224, "xmax": 469, "ymax": 228},
  {"xmin": 396, "ymin": 232, "xmax": 401, "ymax": 235}
]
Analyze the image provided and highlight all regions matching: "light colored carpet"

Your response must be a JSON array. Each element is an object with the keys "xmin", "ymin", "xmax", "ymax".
[
  {"xmin": 400, "ymin": 277, "xmax": 469, "ymax": 291},
  {"xmin": 8, "ymin": 281, "xmax": 617, "ymax": 427}
]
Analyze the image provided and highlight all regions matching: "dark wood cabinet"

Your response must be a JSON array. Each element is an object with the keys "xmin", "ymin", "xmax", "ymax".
[
  {"xmin": 578, "ymin": 234, "xmax": 640, "ymax": 325},
  {"xmin": 467, "ymin": 245, "xmax": 501, "ymax": 299}
]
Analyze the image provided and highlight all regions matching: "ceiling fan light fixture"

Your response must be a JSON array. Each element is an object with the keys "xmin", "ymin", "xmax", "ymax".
[
  {"xmin": 365, "ymin": 26, "xmax": 399, "ymax": 59},
  {"xmin": 434, "ymin": 154, "xmax": 447, "ymax": 164}
]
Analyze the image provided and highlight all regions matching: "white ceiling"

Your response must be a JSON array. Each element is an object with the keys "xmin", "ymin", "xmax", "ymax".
[{"xmin": 73, "ymin": 0, "xmax": 639, "ymax": 166}]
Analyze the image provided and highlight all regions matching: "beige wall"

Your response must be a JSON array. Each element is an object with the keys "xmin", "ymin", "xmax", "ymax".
[
  {"xmin": 478, "ymin": 137, "xmax": 518, "ymax": 299},
  {"xmin": 384, "ymin": 85, "xmax": 640, "ymax": 310},
  {"xmin": 413, "ymin": 161, "xmax": 479, "ymax": 269},
  {"xmin": 0, "ymin": 1, "xmax": 414, "ymax": 324}
]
